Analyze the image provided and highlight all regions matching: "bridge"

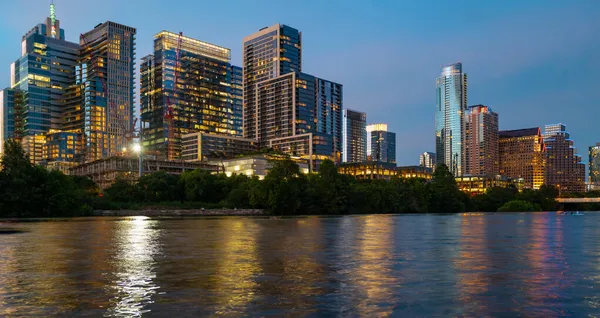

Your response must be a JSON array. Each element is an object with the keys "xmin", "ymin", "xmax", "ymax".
[{"xmin": 556, "ymin": 197, "xmax": 600, "ymax": 203}]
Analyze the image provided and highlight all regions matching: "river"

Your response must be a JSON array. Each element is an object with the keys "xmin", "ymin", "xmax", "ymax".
[{"xmin": 1, "ymin": 213, "xmax": 599, "ymax": 316}]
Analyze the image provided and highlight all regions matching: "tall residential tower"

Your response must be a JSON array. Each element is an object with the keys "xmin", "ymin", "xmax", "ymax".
[
  {"xmin": 242, "ymin": 24, "xmax": 342, "ymax": 169},
  {"xmin": 342, "ymin": 109, "xmax": 367, "ymax": 163},
  {"xmin": 435, "ymin": 62, "xmax": 467, "ymax": 175},
  {"xmin": 367, "ymin": 124, "xmax": 396, "ymax": 164},
  {"xmin": 543, "ymin": 124, "xmax": 585, "ymax": 193},
  {"xmin": 464, "ymin": 105, "xmax": 499, "ymax": 176}
]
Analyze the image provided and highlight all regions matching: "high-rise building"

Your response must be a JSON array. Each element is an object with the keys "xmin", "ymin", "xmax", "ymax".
[
  {"xmin": 0, "ymin": 89, "xmax": 26, "ymax": 155},
  {"xmin": 231, "ymin": 65, "xmax": 243, "ymax": 137},
  {"xmin": 589, "ymin": 143, "xmax": 600, "ymax": 187},
  {"xmin": 140, "ymin": 31, "xmax": 240, "ymax": 159},
  {"xmin": 543, "ymin": 124, "xmax": 585, "ymax": 193},
  {"xmin": 419, "ymin": 152, "xmax": 436, "ymax": 169},
  {"xmin": 463, "ymin": 105, "xmax": 499, "ymax": 176},
  {"xmin": 3, "ymin": 3, "xmax": 79, "ymax": 140},
  {"xmin": 79, "ymin": 21, "xmax": 136, "ymax": 161},
  {"xmin": 243, "ymin": 24, "xmax": 301, "ymax": 140},
  {"xmin": 342, "ymin": 109, "xmax": 367, "ymax": 163},
  {"xmin": 242, "ymin": 24, "xmax": 342, "ymax": 169},
  {"xmin": 435, "ymin": 62, "xmax": 467, "ymax": 175},
  {"xmin": 499, "ymin": 128, "xmax": 546, "ymax": 189},
  {"xmin": 367, "ymin": 124, "xmax": 396, "ymax": 164}
]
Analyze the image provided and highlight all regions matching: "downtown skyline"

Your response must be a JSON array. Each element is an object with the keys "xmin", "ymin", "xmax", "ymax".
[{"xmin": 0, "ymin": 0, "xmax": 598, "ymax": 166}]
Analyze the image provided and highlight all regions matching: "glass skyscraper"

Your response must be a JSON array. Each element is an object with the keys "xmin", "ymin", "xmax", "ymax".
[
  {"xmin": 79, "ymin": 21, "xmax": 136, "ymax": 161},
  {"xmin": 419, "ymin": 152, "xmax": 436, "ymax": 169},
  {"xmin": 436, "ymin": 62, "xmax": 467, "ymax": 176},
  {"xmin": 140, "ymin": 31, "xmax": 239, "ymax": 159},
  {"xmin": 590, "ymin": 143, "xmax": 600, "ymax": 187},
  {"xmin": 367, "ymin": 124, "xmax": 396, "ymax": 164},
  {"xmin": 342, "ymin": 109, "xmax": 367, "ymax": 163}
]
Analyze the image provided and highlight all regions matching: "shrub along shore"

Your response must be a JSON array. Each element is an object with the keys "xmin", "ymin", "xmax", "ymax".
[{"xmin": 1, "ymin": 140, "xmax": 598, "ymax": 218}]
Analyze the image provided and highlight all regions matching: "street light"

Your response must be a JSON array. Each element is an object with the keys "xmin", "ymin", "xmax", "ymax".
[{"xmin": 132, "ymin": 143, "xmax": 142, "ymax": 177}]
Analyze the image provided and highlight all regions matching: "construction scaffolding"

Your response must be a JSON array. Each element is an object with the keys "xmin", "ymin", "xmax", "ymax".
[{"xmin": 69, "ymin": 156, "xmax": 221, "ymax": 190}]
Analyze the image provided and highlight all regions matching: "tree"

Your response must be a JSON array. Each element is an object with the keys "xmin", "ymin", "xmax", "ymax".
[
  {"xmin": 262, "ymin": 159, "xmax": 306, "ymax": 215},
  {"xmin": 136, "ymin": 171, "xmax": 182, "ymax": 202},
  {"xmin": 497, "ymin": 200, "xmax": 541, "ymax": 212},
  {"xmin": 427, "ymin": 164, "xmax": 465, "ymax": 213}
]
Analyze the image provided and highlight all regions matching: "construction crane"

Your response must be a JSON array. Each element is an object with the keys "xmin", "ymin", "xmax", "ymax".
[{"xmin": 164, "ymin": 31, "xmax": 183, "ymax": 160}]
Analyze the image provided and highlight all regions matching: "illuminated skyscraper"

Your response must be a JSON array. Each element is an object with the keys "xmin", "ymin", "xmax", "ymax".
[
  {"xmin": 79, "ymin": 21, "xmax": 136, "ymax": 161},
  {"xmin": 140, "ymin": 31, "xmax": 239, "ymax": 159},
  {"xmin": 367, "ymin": 124, "xmax": 396, "ymax": 164},
  {"xmin": 243, "ymin": 24, "xmax": 342, "ymax": 169},
  {"xmin": 0, "ymin": 3, "xmax": 79, "ymax": 162},
  {"xmin": 499, "ymin": 128, "xmax": 546, "ymax": 189},
  {"xmin": 589, "ymin": 143, "xmax": 600, "ymax": 187},
  {"xmin": 419, "ymin": 152, "xmax": 436, "ymax": 169},
  {"xmin": 436, "ymin": 62, "xmax": 467, "ymax": 175},
  {"xmin": 464, "ymin": 105, "xmax": 499, "ymax": 176},
  {"xmin": 543, "ymin": 124, "xmax": 585, "ymax": 193},
  {"xmin": 342, "ymin": 109, "xmax": 367, "ymax": 163}
]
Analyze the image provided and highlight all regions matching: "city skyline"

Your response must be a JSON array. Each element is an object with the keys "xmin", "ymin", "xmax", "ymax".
[{"xmin": 0, "ymin": 0, "xmax": 598, "ymax": 166}]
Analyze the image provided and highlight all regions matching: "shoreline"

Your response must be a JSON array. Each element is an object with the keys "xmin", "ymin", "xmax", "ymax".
[{"xmin": 93, "ymin": 208, "xmax": 267, "ymax": 217}]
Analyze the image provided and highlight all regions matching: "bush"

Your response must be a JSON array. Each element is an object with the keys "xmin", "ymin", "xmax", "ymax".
[{"xmin": 497, "ymin": 200, "xmax": 542, "ymax": 212}]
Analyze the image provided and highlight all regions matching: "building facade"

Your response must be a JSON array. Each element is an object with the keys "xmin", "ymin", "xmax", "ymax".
[
  {"xmin": 342, "ymin": 109, "xmax": 367, "ymax": 163},
  {"xmin": 242, "ymin": 24, "xmax": 342, "ymax": 169},
  {"xmin": 499, "ymin": 128, "xmax": 546, "ymax": 189},
  {"xmin": 0, "ymin": 4, "xmax": 80, "ymax": 160},
  {"xmin": 463, "ymin": 105, "xmax": 498, "ymax": 177},
  {"xmin": 435, "ymin": 62, "xmax": 467, "ymax": 175},
  {"xmin": 242, "ymin": 24, "xmax": 302, "ymax": 140},
  {"xmin": 419, "ymin": 152, "xmax": 436, "ymax": 169},
  {"xmin": 367, "ymin": 124, "xmax": 396, "ymax": 164},
  {"xmin": 141, "ymin": 31, "xmax": 239, "ymax": 160},
  {"xmin": 181, "ymin": 132, "xmax": 257, "ymax": 162},
  {"xmin": 543, "ymin": 124, "xmax": 585, "ymax": 193},
  {"xmin": 590, "ymin": 143, "xmax": 600, "ymax": 188},
  {"xmin": 79, "ymin": 21, "xmax": 136, "ymax": 161}
]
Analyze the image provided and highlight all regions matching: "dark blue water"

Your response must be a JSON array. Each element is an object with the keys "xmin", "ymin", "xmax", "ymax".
[{"xmin": 1, "ymin": 213, "xmax": 599, "ymax": 317}]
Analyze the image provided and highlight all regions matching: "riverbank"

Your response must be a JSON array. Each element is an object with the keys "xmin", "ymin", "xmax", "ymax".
[{"xmin": 92, "ymin": 208, "xmax": 266, "ymax": 217}]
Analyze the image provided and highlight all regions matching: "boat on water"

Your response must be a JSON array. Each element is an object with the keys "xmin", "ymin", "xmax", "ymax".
[{"xmin": 559, "ymin": 211, "xmax": 584, "ymax": 216}]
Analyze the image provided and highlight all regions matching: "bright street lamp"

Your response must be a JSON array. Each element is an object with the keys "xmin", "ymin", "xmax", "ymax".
[
  {"xmin": 132, "ymin": 143, "xmax": 142, "ymax": 177},
  {"xmin": 133, "ymin": 143, "xmax": 142, "ymax": 153}
]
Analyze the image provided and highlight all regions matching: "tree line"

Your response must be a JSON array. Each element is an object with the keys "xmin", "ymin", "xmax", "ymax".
[{"xmin": 2, "ymin": 139, "xmax": 595, "ymax": 218}]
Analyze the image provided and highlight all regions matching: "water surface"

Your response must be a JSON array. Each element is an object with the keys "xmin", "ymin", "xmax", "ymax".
[{"xmin": 1, "ymin": 213, "xmax": 599, "ymax": 316}]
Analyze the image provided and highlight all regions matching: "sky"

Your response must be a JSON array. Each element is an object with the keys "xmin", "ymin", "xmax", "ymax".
[{"xmin": 0, "ymin": 0, "xmax": 599, "ymax": 166}]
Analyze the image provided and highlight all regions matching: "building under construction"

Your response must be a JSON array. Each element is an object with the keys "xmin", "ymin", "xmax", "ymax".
[
  {"xmin": 70, "ymin": 155, "xmax": 221, "ymax": 190},
  {"xmin": 140, "ymin": 31, "xmax": 242, "ymax": 160}
]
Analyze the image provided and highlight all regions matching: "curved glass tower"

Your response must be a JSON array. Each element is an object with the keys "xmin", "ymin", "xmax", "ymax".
[{"xmin": 435, "ymin": 62, "xmax": 467, "ymax": 175}]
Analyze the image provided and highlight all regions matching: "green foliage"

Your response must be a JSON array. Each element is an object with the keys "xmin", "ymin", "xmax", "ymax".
[
  {"xmin": 2, "ymin": 139, "xmax": 581, "ymax": 217},
  {"xmin": 497, "ymin": 200, "xmax": 542, "ymax": 212},
  {"xmin": 427, "ymin": 164, "xmax": 465, "ymax": 213},
  {"xmin": 0, "ymin": 140, "xmax": 94, "ymax": 217}
]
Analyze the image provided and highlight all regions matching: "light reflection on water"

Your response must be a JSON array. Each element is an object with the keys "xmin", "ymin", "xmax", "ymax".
[
  {"xmin": 105, "ymin": 216, "xmax": 161, "ymax": 317},
  {"xmin": 0, "ymin": 213, "xmax": 600, "ymax": 316}
]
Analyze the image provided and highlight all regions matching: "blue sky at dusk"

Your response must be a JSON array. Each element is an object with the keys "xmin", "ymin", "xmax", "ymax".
[{"xmin": 0, "ymin": 0, "xmax": 598, "ymax": 165}]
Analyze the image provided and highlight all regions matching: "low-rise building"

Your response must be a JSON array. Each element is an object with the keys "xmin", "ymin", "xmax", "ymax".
[
  {"xmin": 70, "ymin": 156, "xmax": 220, "ymax": 190},
  {"xmin": 398, "ymin": 165, "xmax": 433, "ymax": 180},
  {"xmin": 181, "ymin": 132, "xmax": 257, "ymax": 162},
  {"xmin": 456, "ymin": 175, "xmax": 524, "ymax": 195},
  {"xmin": 213, "ymin": 154, "xmax": 310, "ymax": 180}
]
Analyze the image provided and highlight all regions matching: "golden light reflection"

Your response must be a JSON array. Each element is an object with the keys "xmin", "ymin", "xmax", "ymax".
[
  {"xmin": 105, "ymin": 216, "xmax": 161, "ymax": 317},
  {"xmin": 350, "ymin": 215, "xmax": 396, "ymax": 316},
  {"xmin": 455, "ymin": 214, "xmax": 489, "ymax": 314},
  {"xmin": 212, "ymin": 219, "xmax": 261, "ymax": 315},
  {"xmin": 522, "ymin": 214, "xmax": 568, "ymax": 315}
]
